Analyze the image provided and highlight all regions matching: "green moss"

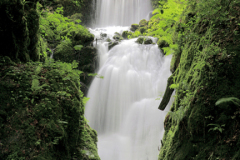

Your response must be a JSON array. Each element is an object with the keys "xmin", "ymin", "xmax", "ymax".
[
  {"xmin": 130, "ymin": 24, "xmax": 140, "ymax": 32},
  {"xmin": 158, "ymin": 1, "xmax": 240, "ymax": 159},
  {"xmin": 0, "ymin": 56, "xmax": 100, "ymax": 160}
]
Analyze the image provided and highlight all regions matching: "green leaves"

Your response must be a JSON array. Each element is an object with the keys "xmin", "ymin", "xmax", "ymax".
[
  {"xmin": 215, "ymin": 97, "xmax": 240, "ymax": 106},
  {"xmin": 74, "ymin": 45, "xmax": 83, "ymax": 51},
  {"xmin": 168, "ymin": 106, "xmax": 186, "ymax": 123},
  {"xmin": 208, "ymin": 124, "xmax": 225, "ymax": 133},
  {"xmin": 170, "ymin": 83, "xmax": 179, "ymax": 89}
]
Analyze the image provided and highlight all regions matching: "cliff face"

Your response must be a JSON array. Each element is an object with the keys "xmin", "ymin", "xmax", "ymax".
[
  {"xmin": 158, "ymin": 1, "xmax": 240, "ymax": 159},
  {"xmin": 0, "ymin": 57, "xmax": 100, "ymax": 160}
]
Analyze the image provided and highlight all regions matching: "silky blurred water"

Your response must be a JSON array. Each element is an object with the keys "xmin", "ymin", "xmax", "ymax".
[
  {"xmin": 85, "ymin": 27, "xmax": 174, "ymax": 160},
  {"xmin": 94, "ymin": 0, "xmax": 152, "ymax": 27}
]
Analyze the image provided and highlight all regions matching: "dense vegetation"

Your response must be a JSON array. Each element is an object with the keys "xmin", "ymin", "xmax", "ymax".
[{"xmin": 0, "ymin": 0, "xmax": 99, "ymax": 159}]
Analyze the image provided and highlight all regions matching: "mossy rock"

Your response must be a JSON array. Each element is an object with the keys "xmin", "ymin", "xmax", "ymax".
[
  {"xmin": 130, "ymin": 24, "xmax": 139, "ymax": 32},
  {"xmin": 157, "ymin": 39, "xmax": 169, "ymax": 55},
  {"xmin": 108, "ymin": 41, "xmax": 119, "ymax": 50},
  {"xmin": 113, "ymin": 32, "xmax": 123, "ymax": 41},
  {"xmin": 136, "ymin": 37, "xmax": 153, "ymax": 44},
  {"xmin": 139, "ymin": 19, "xmax": 148, "ymax": 27},
  {"xmin": 136, "ymin": 37, "xmax": 144, "ymax": 44},
  {"xmin": 72, "ymin": 30, "xmax": 94, "ymax": 46},
  {"xmin": 77, "ymin": 46, "xmax": 97, "ymax": 94},
  {"xmin": 144, "ymin": 38, "xmax": 153, "ymax": 44},
  {"xmin": 54, "ymin": 39, "xmax": 75, "ymax": 63},
  {"xmin": 0, "ymin": 57, "xmax": 100, "ymax": 160},
  {"xmin": 100, "ymin": 33, "xmax": 107, "ymax": 38},
  {"xmin": 140, "ymin": 27, "xmax": 147, "ymax": 34},
  {"xmin": 122, "ymin": 30, "xmax": 132, "ymax": 39}
]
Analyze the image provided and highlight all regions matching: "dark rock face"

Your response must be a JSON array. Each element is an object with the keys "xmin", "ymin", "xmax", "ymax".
[{"xmin": 77, "ymin": 46, "xmax": 98, "ymax": 95}]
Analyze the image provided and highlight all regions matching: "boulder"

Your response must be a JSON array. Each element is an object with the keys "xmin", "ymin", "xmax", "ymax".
[
  {"xmin": 130, "ymin": 24, "xmax": 139, "ymax": 32},
  {"xmin": 136, "ymin": 37, "xmax": 153, "ymax": 44},
  {"xmin": 108, "ymin": 41, "xmax": 119, "ymax": 50},
  {"xmin": 122, "ymin": 31, "xmax": 132, "ymax": 39},
  {"xmin": 140, "ymin": 27, "xmax": 147, "ymax": 34},
  {"xmin": 139, "ymin": 19, "xmax": 148, "ymax": 27}
]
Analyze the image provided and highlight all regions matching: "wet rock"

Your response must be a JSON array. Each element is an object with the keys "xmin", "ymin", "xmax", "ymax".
[
  {"xmin": 139, "ymin": 19, "xmax": 148, "ymax": 27},
  {"xmin": 122, "ymin": 30, "xmax": 132, "ymax": 39},
  {"xmin": 108, "ymin": 41, "xmax": 119, "ymax": 50},
  {"xmin": 130, "ymin": 24, "xmax": 139, "ymax": 32},
  {"xmin": 144, "ymin": 38, "xmax": 153, "ymax": 44},
  {"xmin": 140, "ymin": 27, "xmax": 147, "ymax": 34},
  {"xmin": 136, "ymin": 37, "xmax": 153, "ymax": 44},
  {"xmin": 100, "ymin": 33, "xmax": 107, "ymax": 38}
]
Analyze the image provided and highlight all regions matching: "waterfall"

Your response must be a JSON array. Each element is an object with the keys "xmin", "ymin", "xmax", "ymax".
[
  {"xmin": 94, "ymin": 0, "xmax": 152, "ymax": 27},
  {"xmin": 86, "ymin": 0, "xmax": 173, "ymax": 159}
]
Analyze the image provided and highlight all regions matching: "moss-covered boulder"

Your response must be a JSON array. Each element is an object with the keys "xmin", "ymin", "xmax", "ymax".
[
  {"xmin": 0, "ymin": 56, "xmax": 100, "ymax": 160},
  {"xmin": 108, "ymin": 41, "xmax": 119, "ymax": 50},
  {"xmin": 122, "ymin": 31, "xmax": 132, "ymax": 39},
  {"xmin": 130, "ymin": 24, "xmax": 140, "ymax": 32},
  {"xmin": 139, "ymin": 27, "xmax": 147, "ymax": 34},
  {"xmin": 100, "ymin": 33, "xmax": 107, "ymax": 38},
  {"xmin": 139, "ymin": 19, "xmax": 148, "ymax": 27},
  {"xmin": 136, "ymin": 37, "xmax": 153, "ymax": 45},
  {"xmin": 113, "ymin": 32, "xmax": 123, "ymax": 41},
  {"xmin": 144, "ymin": 38, "xmax": 153, "ymax": 44},
  {"xmin": 54, "ymin": 39, "xmax": 75, "ymax": 63},
  {"xmin": 157, "ymin": 39, "xmax": 169, "ymax": 55}
]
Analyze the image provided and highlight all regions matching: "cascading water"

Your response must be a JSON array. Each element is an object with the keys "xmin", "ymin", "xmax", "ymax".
[
  {"xmin": 94, "ymin": 0, "xmax": 152, "ymax": 27},
  {"xmin": 86, "ymin": 0, "xmax": 174, "ymax": 159}
]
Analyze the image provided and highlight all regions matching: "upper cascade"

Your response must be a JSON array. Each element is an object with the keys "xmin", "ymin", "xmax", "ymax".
[{"xmin": 94, "ymin": 0, "xmax": 152, "ymax": 27}]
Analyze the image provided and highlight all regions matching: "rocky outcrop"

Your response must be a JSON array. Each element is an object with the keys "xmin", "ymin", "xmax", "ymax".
[{"xmin": 0, "ymin": 56, "xmax": 100, "ymax": 160}]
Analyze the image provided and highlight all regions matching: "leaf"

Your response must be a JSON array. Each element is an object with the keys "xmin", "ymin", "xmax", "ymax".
[
  {"xmin": 74, "ymin": 45, "xmax": 83, "ymax": 51},
  {"xmin": 83, "ymin": 97, "xmax": 90, "ymax": 106},
  {"xmin": 31, "ymin": 79, "xmax": 40, "ymax": 91},
  {"xmin": 170, "ymin": 83, "xmax": 179, "ymax": 89},
  {"xmin": 215, "ymin": 97, "xmax": 240, "ymax": 106},
  {"xmin": 35, "ymin": 66, "xmax": 42, "ymax": 75}
]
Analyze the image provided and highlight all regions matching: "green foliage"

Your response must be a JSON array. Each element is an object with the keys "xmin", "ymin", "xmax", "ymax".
[
  {"xmin": 156, "ymin": 0, "xmax": 240, "ymax": 159},
  {"xmin": 74, "ymin": 45, "xmax": 83, "ymax": 51},
  {"xmin": 215, "ymin": 97, "xmax": 240, "ymax": 106},
  {"xmin": 0, "ymin": 56, "xmax": 100, "ymax": 160},
  {"xmin": 208, "ymin": 124, "xmax": 225, "ymax": 133},
  {"xmin": 168, "ymin": 106, "xmax": 186, "ymax": 124}
]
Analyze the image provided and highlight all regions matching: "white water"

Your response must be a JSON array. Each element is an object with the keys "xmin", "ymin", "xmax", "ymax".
[
  {"xmin": 86, "ymin": 0, "xmax": 173, "ymax": 159},
  {"xmin": 86, "ymin": 27, "xmax": 173, "ymax": 160},
  {"xmin": 94, "ymin": 0, "xmax": 152, "ymax": 27}
]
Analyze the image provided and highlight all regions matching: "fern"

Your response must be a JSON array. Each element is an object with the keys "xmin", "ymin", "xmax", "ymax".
[
  {"xmin": 168, "ymin": 106, "xmax": 186, "ymax": 123},
  {"xmin": 215, "ymin": 97, "xmax": 240, "ymax": 106}
]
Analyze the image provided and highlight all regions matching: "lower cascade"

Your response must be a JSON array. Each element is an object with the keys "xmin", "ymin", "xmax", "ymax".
[{"xmin": 85, "ymin": 27, "xmax": 174, "ymax": 160}]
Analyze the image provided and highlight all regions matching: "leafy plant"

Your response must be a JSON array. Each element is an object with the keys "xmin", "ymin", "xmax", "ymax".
[
  {"xmin": 215, "ymin": 97, "xmax": 240, "ymax": 106},
  {"xmin": 208, "ymin": 124, "xmax": 225, "ymax": 133},
  {"xmin": 168, "ymin": 106, "xmax": 186, "ymax": 123}
]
